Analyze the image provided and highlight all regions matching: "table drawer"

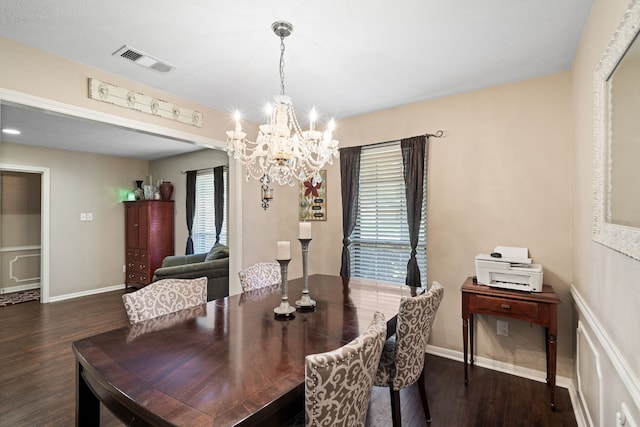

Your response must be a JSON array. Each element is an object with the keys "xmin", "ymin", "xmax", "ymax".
[{"xmin": 475, "ymin": 295, "xmax": 539, "ymax": 319}]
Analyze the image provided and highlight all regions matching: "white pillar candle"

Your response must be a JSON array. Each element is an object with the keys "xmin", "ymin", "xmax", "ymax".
[
  {"xmin": 276, "ymin": 241, "xmax": 291, "ymax": 260},
  {"xmin": 299, "ymin": 222, "xmax": 312, "ymax": 239}
]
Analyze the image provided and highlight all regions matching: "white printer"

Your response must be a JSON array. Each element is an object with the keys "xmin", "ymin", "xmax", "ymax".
[{"xmin": 475, "ymin": 246, "xmax": 543, "ymax": 292}]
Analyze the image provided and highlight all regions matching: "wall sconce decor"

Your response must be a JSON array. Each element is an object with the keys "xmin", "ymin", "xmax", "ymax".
[{"xmin": 261, "ymin": 174, "xmax": 274, "ymax": 210}]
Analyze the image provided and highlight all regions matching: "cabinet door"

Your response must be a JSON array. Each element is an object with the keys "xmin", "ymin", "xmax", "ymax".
[
  {"xmin": 126, "ymin": 203, "xmax": 150, "ymax": 249},
  {"xmin": 137, "ymin": 204, "xmax": 149, "ymax": 248},
  {"xmin": 126, "ymin": 204, "xmax": 139, "ymax": 248}
]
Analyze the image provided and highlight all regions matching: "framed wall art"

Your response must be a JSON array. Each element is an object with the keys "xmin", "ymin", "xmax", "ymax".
[{"xmin": 299, "ymin": 170, "xmax": 326, "ymax": 221}]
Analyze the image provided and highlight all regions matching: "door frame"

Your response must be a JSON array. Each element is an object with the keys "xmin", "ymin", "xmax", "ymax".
[{"xmin": 0, "ymin": 164, "xmax": 50, "ymax": 302}]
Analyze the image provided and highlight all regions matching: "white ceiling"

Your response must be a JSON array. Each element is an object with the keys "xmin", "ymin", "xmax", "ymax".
[{"xmin": 0, "ymin": 0, "xmax": 593, "ymax": 160}]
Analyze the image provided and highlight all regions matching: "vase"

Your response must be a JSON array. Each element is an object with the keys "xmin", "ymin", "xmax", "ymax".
[
  {"xmin": 159, "ymin": 181, "xmax": 174, "ymax": 201},
  {"xmin": 133, "ymin": 180, "xmax": 144, "ymax": 200}
]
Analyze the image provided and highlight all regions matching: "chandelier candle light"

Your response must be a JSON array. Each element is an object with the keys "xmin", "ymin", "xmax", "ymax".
[
  {"xmin": 226, "ymin": 21, "xmax": 339, "ymax": 186},
  {"xmin": 296, "ymin": 222, "xmax": 316, "ymax": 308},
  {"xmin": 274, "ymin": 241, "xmax": 296, "ymax": 317}
]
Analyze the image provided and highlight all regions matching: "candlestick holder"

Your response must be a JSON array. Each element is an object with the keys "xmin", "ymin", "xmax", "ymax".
[
  {"xmin": 274, "ymin": 258, "xmax": 296, "ymax": 317},
  {"xmin": 296, "ymin": 238, "xmax": 316, "ymax": 309}
]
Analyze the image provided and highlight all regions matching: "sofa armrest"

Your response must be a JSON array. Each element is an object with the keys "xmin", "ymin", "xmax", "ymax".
[{"xmin": 161, "ymin": 253, "xmax": 207, "ymax": 267}]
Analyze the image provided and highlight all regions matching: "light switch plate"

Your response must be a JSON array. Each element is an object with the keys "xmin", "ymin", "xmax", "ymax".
[{"xmin": 80, "ymin": 213, "xmax": 87, "ymax": 221}]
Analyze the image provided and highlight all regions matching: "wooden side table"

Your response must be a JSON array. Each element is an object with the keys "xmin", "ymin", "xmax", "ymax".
[{"xmin": 461, "ymin": 276, "xmax": 560, "ymax": 409}]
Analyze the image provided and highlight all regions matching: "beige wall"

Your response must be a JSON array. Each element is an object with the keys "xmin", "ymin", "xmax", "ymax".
[
  {"xmin": 0, "ymin": 142, "xmax": 147, "ymax": 296},
  {"xmin": 572, "ymin": 0, "xmax": 640, "ymax": 424},
  {"xmin": 290, "ymin": 73, "xmax": 574, "ymax": 377}
]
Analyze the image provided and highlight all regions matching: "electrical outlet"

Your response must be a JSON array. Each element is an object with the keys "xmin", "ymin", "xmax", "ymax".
[
  {"xmin": 497, "ymin": 320, "xmax": 509, "ymax": 336},
  {"xmin": 80, "ymin": 213, "xmax": 87, "ymax": 221}
]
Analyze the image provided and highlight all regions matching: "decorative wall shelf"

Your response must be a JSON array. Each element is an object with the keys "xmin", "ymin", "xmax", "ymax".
[{"xmin": 88, "ymin": 78, "xmax": 203, "ymax": 128}]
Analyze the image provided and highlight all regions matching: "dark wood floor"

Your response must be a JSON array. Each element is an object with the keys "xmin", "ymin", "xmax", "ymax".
[{"xmin": 0, "ymin": 290, "xmax": 577, "ymax": 427}]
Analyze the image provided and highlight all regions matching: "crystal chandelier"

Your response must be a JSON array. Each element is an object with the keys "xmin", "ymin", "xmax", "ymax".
[{"xmin": 226, "ymin": 21, "xmax": 339, "ymax": 186}]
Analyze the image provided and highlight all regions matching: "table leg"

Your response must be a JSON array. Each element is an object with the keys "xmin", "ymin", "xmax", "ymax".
[
  {"xmin": 545, "ymin": 327, "xmax": 550, "ymax": 384},
  {"xmin": 548, "ymin": 333, "xmax": 557, "ymax": 410},
  {"xmin": 469, "ymin": 313, "xmax": 474, "ymax": 366},
  {"xmin": 463, "ymin": 317, "xmax": 469, "ymax": 386},
  {"xmin": 76, "ymin": 363, "xmax": 100, "ymax": 426}
]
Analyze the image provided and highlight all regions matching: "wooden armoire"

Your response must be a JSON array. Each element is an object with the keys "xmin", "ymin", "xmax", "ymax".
[{"xmin": 124, "ymin": 200, "xmax": 174, "ymax": 288}]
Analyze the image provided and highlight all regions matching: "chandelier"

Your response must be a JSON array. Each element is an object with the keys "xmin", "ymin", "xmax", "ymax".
[{"xmin": 226, "ymin": 21, "xmax": 339, "ymax": 186}]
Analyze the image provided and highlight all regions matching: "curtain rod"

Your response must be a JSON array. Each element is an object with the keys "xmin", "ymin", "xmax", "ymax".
[{"xmin": 348, "ymin": 130, "xmax": 445, "ymax": 150}]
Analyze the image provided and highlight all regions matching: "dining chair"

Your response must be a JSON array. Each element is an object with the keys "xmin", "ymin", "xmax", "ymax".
[
  {"xmin": 238, "ymin": 262, "xmax": 281, "ymax": 292},
  {"xmin": 305, "ymin": 311, "xmax": 387, "ymax": 427},
  {"xmin": 122, "ymin": 276, "xmax": 207, "ymax": 324},
  {"xmin": 373, "ymin": 281, "xmax": 444, "ymax": 426}
]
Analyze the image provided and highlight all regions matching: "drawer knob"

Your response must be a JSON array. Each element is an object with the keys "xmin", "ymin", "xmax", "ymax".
[{"xmin": 501, "ymin": 304, "xmax": 511, "ymax": 310}]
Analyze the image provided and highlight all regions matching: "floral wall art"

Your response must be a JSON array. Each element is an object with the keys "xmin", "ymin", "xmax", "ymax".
[{"xmin": 299, "ymin": 170, "xmax": 326, "ymax": 221}]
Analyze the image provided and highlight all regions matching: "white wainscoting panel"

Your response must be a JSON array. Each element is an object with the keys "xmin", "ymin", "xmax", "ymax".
[{"xmin": 577, "ymin": 320, "xmax": 603, "ymax": 427}]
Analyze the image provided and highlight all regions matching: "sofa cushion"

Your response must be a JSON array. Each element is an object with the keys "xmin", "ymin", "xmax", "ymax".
[{"xmin": 205, "ymin": 244, "xmax": 229, "ymax": 261}]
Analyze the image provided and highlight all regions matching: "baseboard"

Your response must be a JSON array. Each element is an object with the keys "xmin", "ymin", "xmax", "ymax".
[
  {"xmin": 0, "ymin": 283, "xmax": 41, "ymax": 294},
  {"xmin": 426, "ymin": 344, "xmax": 586, "ymax": 427},
  {"xmin": 48, "ymin": 283, "xmax": 126, "ymax": 302}
]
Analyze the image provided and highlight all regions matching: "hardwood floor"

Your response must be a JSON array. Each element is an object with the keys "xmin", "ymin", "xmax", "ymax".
[{"xmin": 0, "ymin": 290, "xmax": 577, "ymax": 426}]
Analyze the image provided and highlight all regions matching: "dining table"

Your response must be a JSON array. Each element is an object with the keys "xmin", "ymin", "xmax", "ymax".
[{"xmin": 72, "ymin": 274, "xmax": 420, "ymax": 426}]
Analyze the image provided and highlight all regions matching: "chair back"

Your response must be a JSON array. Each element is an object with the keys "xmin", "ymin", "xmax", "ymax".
[
  {"xmin": 391, "ymin": 281, "xmax": 444, "ymax": 390},
  {"xmin": 238, "ymin": 262, "xmax": 281, "ymax": 292},
  {"xmin": 305, "ymin": 312, "xmax": 387, "ymax": 427},
  {"xmin": 122, "ymin": 277, "xmax": 207, "ymax": 324}
]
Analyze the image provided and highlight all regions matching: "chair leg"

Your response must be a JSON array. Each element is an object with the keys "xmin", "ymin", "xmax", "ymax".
[
  {"xmin": 389, "ymin": 388, "xmax": 402, "ymax": 427},
  {"xmin": 417, "ymin": 368, "xmax": 432, "ymax": 423}
]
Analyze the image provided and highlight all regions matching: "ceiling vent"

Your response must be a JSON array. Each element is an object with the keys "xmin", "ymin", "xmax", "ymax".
[{"xmin": 112, "ymin": 45, "xmax": 175, "ymax": 73}]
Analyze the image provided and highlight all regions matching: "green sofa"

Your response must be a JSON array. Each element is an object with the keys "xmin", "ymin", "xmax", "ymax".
[{"xmin": 151, "ymin": 244, "xmax": 229, "ymax": 301}]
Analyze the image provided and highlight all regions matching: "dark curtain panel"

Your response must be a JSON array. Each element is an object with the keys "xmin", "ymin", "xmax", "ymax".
[
  {"xmin": 339, "ymin": 146, "xmax": 362, "ymax": 278},
  {"xmin": 214, "ymin": 166, "xmax": 224, "ymax": 244},
  {"xmin": 185, "ymin": 170, "xmax": 197, "ymax": 255},
  {"xmin": 401, "ymin": 135, "xmax": 428, "ymax": 287}
]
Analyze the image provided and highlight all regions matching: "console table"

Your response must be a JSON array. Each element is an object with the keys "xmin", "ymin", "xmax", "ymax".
[{"xmin": 460, "ymin": 276, "xmax": 560, "ymax": 409}]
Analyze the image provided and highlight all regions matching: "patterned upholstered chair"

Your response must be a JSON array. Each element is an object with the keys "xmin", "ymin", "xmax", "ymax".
[
  {"xmin": 122, "ymin": 277, "xmax": 207, "ymax": 324},
  {"xmin": 373, "ymin": 281, "xmax": 444, "ymax": 427},
  {"xmin": 305, "ymin": 311, "xmax": 387, "ymax": 427},
  {"xmin": 238, "ymin": 262, "xmax": 281, "ymax": 292}
]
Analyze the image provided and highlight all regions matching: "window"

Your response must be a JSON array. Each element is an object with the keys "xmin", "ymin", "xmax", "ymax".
[
  {"xmin": 350, "ymin": 142, "xmax": 427, "ymax": 285},
  {"xmin": 193, "ymin": 168, "xmax": 227, "ymax": 253}
]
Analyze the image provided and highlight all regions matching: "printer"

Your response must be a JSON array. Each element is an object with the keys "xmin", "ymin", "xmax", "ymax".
[{"xmin": 475, "ymin": 246, "xmax": 543, "ymax": 292}]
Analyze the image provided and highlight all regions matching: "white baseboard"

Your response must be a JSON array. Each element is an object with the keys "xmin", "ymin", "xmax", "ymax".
[
  {"xmin": 425, "ymin": 344, "xmax": 586, "ymax": 427},
  {"xmin": 48, "ymin": 283, "xmax": 126, "ymax": 302},
  {"xmin": 0, "ymin": 283, "xmax": 41, "ymax": 294}
]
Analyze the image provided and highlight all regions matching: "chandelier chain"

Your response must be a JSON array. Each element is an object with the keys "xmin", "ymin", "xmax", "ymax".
[{"xmin": 279, "ymin": 36, "xmax": 286, "ymax": 96}]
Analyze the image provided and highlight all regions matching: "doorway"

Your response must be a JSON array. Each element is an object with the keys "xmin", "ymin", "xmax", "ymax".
[{"xmin": 0, "ymin": 165, "xmax": 50, "ymax": 302}]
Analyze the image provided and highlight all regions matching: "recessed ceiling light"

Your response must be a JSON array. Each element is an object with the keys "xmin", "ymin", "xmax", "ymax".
[{"xmin": 2, "ymin": 128, "xmax": 21, "ymax": 135}]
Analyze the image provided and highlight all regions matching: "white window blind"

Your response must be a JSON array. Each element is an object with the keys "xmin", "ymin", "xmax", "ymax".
[
  {"xmin": 350, "ymin": 142, "xmax": 427, "ymax": 285},
  {"xmin": 193, "ymin": 168, "xmax": 227, "ymax": 253}
]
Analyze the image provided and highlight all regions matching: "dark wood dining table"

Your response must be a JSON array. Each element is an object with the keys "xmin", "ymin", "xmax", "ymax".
[{"xmin": 72, "ymin": 274, "xmax": 420, "ymax": 426}]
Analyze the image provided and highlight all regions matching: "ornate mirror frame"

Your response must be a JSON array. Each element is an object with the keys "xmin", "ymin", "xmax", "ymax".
[{"xmin": 593, "ymin": 0, "xmax": 640, "ymax": 260}]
